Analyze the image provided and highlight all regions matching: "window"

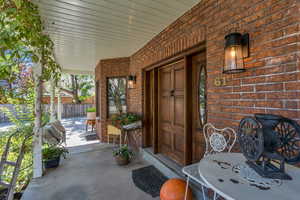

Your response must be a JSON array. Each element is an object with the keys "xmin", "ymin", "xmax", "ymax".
[
  {"xmin": 199, "ymin": 64, "xmax": 207, "ymax": 127},
  {"xmin": 107, "ymin": 77, "xmax": 127, "ymax": 118}
]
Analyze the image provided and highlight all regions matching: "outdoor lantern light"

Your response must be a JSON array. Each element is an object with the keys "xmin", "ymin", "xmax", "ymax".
[
  {"xmin": 127, "ymin": 75, "xmax": 136, "ymax": 89},
  {"xmin": 223, "ymin": 33, "xmax": 249, "ymax": 74}
]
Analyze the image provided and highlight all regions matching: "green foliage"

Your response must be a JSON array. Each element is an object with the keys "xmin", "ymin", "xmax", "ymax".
[
  {"xmin": 113, "ymin": 146, "xmax": 133, "ymax": 160},
  {"xmin": 0, "ymin": 0, "xmax": 61, "ymax": 193},
  {"xmin": 59, "ymin": 73, "xmax": 95, "ymax": 103},
  {"xmin": 42, "ymin": 145, "xmax": 68, "ymax": 161},
  {"xmin": 111, "ymin": 113, "xmax": 141, "ymax": 126},
  {"xmin": 0, "ymin": 124, "xmax": 34, "ymax": 192},
  {"xmin": 0, "ymin": 0, "xmax": 61, "ymax": 83},
  {"xmin": 86, "ymin": 107, "xmax": 96, "ymax": 113}
]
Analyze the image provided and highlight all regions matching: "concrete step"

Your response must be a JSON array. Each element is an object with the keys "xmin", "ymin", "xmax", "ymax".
[{"xmin": 141, "ymin": 148, "xmax": 206, "ymax": 200}]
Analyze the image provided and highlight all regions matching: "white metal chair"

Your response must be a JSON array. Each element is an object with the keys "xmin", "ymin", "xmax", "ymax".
[
  {"xmin": 107, "ymin": 124, "xmax": 122, "ymax": 146},
  {"xmin": 183, "ymin": 123, "xmax": 237, "ymax": 200}
]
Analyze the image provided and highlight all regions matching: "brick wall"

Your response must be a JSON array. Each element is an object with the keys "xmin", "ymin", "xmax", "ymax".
[
  {"xmin": 95, "ymin": 57, "xmax": 130, "ymax": 141},
  {"xmin": 128, "ymin": 0, "xmax": 300, "ymax": 128},
  {"xmin": 95, "ymin": 0, "xmax": 300, "ymax": 143}
]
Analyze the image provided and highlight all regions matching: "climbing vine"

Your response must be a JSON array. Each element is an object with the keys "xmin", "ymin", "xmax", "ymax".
[
  {"xmin": 0, "ymin": 0, "xmax": 60, "ymax": 193},
  {"xmin": 0, "ymin": 0, "xmax": 60, "ymax": 84}
]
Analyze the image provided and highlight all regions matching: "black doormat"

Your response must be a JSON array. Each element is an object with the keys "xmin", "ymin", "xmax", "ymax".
[
  {"xmin": 85, "ymin": 134, "xmax": 98, "ymax": 141},
  {"xmin": 132, "ymin": 165, "xmax": 168, "ymax": 198}
]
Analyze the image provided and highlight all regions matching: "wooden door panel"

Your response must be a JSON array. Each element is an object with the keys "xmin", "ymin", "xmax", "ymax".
[
  {"xmin": 159, "ymin": 60, "xmax": 185, "ymax": 165},
  {"xmin": 174, "ymin": 67, "xmax": 184, "ymax": 90},
  {"xmin": 174, "ymin": 96, "xmax": 184, "ymax": 127},
  {"xmin": 160, "ymin": 97, "xmax": 171, "ymax": 122}
]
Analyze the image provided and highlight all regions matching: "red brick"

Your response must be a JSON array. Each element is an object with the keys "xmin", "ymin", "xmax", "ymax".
[{"xmin": 94, "ymin": 0, "xmax": 300, "ymax": 147}]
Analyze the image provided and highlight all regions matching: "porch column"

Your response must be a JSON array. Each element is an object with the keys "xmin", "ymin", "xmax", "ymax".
[
  {"xmin": 57, "ymin": 81, "xmax": 62, "ymax": 121},
  {"xmin": 50, "ymin": 77, "xmax": 56, "ymax": 122},
  {"xmin": 33, "ymin": 62, "xmax": 43, "ymax": 178}
]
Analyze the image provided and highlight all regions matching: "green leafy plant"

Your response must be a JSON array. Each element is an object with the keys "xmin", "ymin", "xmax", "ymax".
[
  {"xmin": 86, "ymin": 107, "xmax": 96, "ymax": 113},
  {"xmin": 42, "ymin": 145, "xmax": 68, "ymax": 161},
  {"xmin": 113, "ymin": 146, "xmax": 133, "ymax": 160},
  {"xmin": 0, "ymin": 124, "xmax": 34, "ymax": 192},
  {"xmin": 111, "ymin": 113, "xmax": 141, "ymax": 126}
]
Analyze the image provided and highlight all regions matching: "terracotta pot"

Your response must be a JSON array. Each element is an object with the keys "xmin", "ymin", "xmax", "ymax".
[
  {"xmin": 87, "ymin": 112, "xmax": 96, "ymax": 120},
  {"xmin": 114, "ymin": 155, "xmax": 130, "ymax": 166}
]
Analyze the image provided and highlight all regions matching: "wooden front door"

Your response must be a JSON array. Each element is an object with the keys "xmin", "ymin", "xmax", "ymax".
[
  {"xmin": 191, "ymin": 52, "xmax": 207, "ymax": 162},
  {"xmin": 158, "ymin": 60, "xmax": 185, "ymax": 165}
]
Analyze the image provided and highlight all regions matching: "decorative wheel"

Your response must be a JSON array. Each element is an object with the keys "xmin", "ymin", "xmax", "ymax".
[
  {"xmin": 238, "ymin": 117, "xmax": 264, "ymax": 161},
  {"xmin": 275, "ymin": 118, "xmax": 300, "ymax": 164}
]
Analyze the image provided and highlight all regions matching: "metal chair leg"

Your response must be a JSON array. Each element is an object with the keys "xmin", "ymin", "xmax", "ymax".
[
  {"xmin": 184, "ymin": 176, "xmax": 190, "ymax": 200},
  {"xmin": 201, "ymin": 185, "xmax": 207, "ymax": 200},
  {"xmin": 213, "ymin": 191, "xmax": 217, "ymax": 200}
]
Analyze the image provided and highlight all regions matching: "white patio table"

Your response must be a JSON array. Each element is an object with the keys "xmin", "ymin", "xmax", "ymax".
[{"xmin": 198, "ymin": 152, "xmax": 300, "ymax": 200}]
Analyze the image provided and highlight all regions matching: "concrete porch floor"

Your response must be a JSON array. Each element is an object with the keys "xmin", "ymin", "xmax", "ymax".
[{"xmin": 22, "ymin": 143, "xmax": 160, "ymax": 200}]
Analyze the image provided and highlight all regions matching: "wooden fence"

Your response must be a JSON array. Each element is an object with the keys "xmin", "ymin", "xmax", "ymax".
[{"xmin": 0, "ymin": 104, "xmax": 94, "ymax": 123}]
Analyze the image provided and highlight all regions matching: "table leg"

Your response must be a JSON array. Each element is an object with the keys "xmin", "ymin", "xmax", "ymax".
[
  {"xmin": 124, "ymin": 131, "xmax": 128, "ymax": 145},
  {"xmin": 184, "ymin": 176, "xmax": 190, "ymax": 200}
]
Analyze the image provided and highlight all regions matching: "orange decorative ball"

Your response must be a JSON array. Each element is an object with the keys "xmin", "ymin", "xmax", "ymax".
[{"xmin": 160, "ymin": 178, "xmax": 193, "ymax": 200}]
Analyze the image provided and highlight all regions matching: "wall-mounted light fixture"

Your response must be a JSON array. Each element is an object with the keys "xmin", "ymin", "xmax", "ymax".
[
  {"xmin": 223, "ymin": 33, "xmax": 249, "ymax": 74},
  {"xmin": 127, "ymin": 75, "xmax": 136, "ymax": 89}
]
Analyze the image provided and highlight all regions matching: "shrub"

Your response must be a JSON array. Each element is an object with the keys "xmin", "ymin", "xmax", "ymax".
[
  {"xmin": 113, "ymin": 146, "xmax": 133, "ymax": 160},
  {"xmin": 0, "ymin": 124, "xmax": 34, "ymax": 192},
  {"xmin": 111, "ymin": 113, "xmax": 141, "ymax": 126},
  {"xmin": 42, "ymin": 145, "xmax": 68, "ymax": 161},
  {"xmin": 86, "ymin": 107, "xmax": 96, "ymax": 113}
]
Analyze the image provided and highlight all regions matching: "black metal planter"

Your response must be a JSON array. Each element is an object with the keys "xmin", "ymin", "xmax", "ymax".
[{"xmin": 44, "ymin": 156, "xmax": 61, "ymax": 169}]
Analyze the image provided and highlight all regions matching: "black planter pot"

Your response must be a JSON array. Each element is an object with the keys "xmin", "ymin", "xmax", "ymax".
[{"xmin": 44, "ymin": 156, "xmax": 61, "ymax": 169}]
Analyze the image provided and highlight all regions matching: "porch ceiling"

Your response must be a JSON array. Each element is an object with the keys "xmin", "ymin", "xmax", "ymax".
[{"xmin": 34, "ymin": 0, "xmax": 200, "ymax": 74}]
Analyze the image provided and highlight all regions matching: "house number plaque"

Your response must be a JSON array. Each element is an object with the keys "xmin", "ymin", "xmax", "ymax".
[{"xmin": 214, "ymin": 76, "xmax": 227, "ymax": 87}]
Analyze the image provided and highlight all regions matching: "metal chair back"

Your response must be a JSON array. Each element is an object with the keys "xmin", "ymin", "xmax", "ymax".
[{"xmin": 203, "ymin": 123, "xmax": 237, "ymax": 157}]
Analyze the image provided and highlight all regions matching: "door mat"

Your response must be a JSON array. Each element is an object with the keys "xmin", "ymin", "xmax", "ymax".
[
  {"xmin": 85, "ymin": 134, "xmax": 98, "ymax": 141},
  {"xmin": 132, "ymin": 165, "xmax": 168, "ymax": 197}
]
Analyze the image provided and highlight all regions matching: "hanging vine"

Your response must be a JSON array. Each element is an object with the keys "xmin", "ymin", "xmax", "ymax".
[
  {"xmin": 0, "ymin": 0, "xmax": 60, "ymax": 83},
  {"xmin": 0, "ymin": 0, "xmax": 61, "ymax": 192}
]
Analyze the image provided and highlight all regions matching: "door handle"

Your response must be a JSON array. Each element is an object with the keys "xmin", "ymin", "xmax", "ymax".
[{"xmin": 170, "ymin": 90, "xmax": 175, "ymax": 97}]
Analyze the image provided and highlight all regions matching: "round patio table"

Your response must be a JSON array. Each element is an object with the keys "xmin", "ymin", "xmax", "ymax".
[{"xmin": 198, "ymin": 153, "xmax": 300, "ymax": 200}]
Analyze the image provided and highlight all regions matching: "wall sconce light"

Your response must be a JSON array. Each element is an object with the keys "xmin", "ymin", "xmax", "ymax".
[
  {"xmin": 127, "ymin": 75, "xmax": 136, "ymax": 89},
  {"xmin": 223, "ymin": 33, "xmax": 249, "ymax": 74}
]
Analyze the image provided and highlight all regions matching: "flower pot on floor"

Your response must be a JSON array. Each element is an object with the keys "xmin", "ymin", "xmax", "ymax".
[
  {"xmin": 114, "ymin": 155, "xmax": 130, "ymax": 166},
  {"xmin": 44, "ymin": 156, "xmax": 61, "ymax": 168}
]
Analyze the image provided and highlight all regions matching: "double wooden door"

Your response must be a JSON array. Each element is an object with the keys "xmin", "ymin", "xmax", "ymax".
[
  {"xmin": 158, "ymin": 60, "xmax": 185, "ymax": 165},
  {"xmin": 144, "ymin": 50, "xmax": 207, "ymax": 166}
]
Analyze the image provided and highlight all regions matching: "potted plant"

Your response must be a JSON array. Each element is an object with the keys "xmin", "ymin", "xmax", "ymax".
[
  {"xmin": 86, "ymin": 107, "xmax": 96, "ymax": 120},
  {"xmin": 111, "ymin": 113, "xmax": 141, "ymax": 127},
  {"xmin": 42, "ymin": 145, "xmax": 68, "ymax": 169},
  {"xmin": 113, "ymin": 146, "xmax": 133, "ymax": 166}
]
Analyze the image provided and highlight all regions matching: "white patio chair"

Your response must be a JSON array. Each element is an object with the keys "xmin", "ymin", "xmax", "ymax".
[{"xmin": 183, "ymin": 123, "xmax": 237, "ymax": 200}]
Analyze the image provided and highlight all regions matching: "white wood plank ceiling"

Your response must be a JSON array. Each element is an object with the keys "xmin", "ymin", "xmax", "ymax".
[{"xmin": 34, "ymin": 0, "xmax": 200, "ymax": 74}]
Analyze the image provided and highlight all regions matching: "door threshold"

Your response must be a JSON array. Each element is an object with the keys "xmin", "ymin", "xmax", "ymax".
[{"xmin": 142, "ymin": 148, "xmax": 183, "ymax": 178}]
